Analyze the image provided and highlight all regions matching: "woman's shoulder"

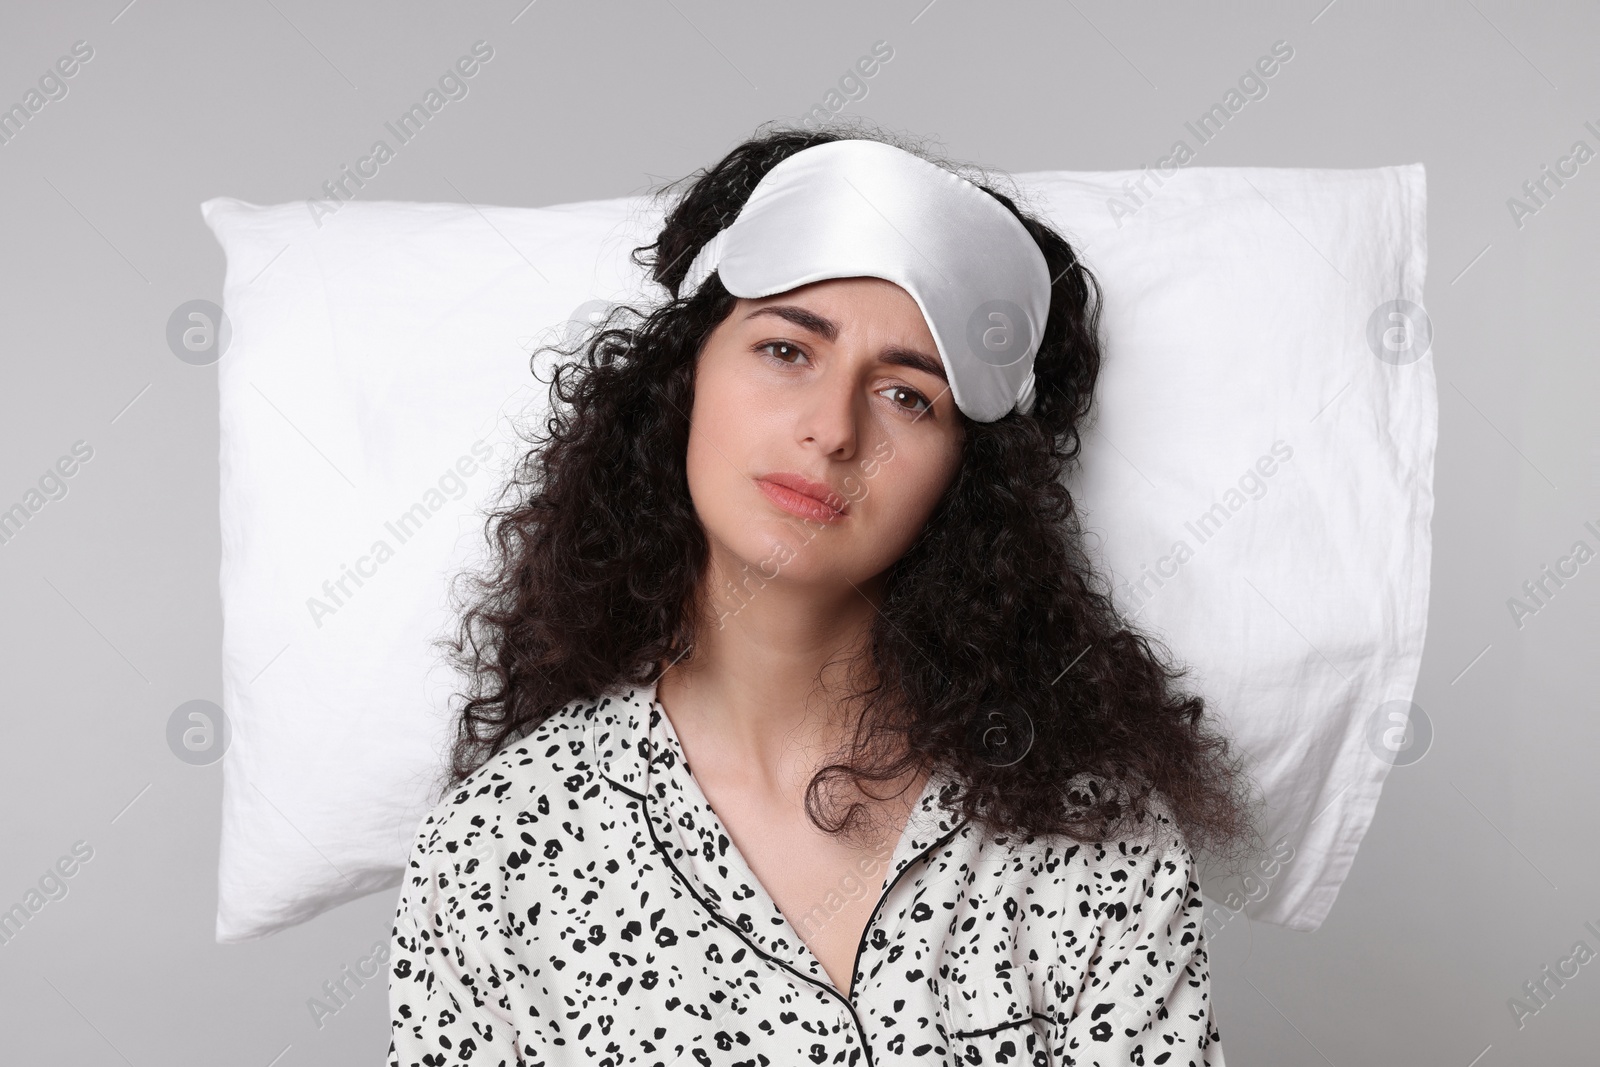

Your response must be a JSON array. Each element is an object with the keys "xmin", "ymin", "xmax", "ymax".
[
  {"xmin": 404, "ymin": 694, "xmax": 611, "ymax": 856},
  {"xmin": 990, "ymin": 790, "xmax": 1199, "ymax": 913}
]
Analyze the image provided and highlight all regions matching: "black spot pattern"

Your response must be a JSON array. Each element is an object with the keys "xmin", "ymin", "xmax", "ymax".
[{"xmin": 387, "ymin": 681, "xmax": 1225, "ymax": 1066}]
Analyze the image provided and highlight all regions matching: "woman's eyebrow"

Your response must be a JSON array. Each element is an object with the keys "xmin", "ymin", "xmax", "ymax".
[
  {"xmin": 746, "ymin": 303, "xmax": 837, "ymax": 341},
  {"xmin": 878, "ymin": 345, "xmax": 947, "ymax": 383},
  {"xmin": 744, "ymin": 304, "xmax": 947, "ymax": 383}
]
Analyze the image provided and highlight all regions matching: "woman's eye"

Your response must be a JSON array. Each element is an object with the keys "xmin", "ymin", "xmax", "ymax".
[
  {"xmin": 880, "ymin": 384, "xmax": 932, "ymax": 416},
  {"xmin": 758, "ymin": 341, "xmax": 931, "ymax": 417},
  {"xmin": 757, "ymin": 341, "xmax": 807, "ymax": 364}
]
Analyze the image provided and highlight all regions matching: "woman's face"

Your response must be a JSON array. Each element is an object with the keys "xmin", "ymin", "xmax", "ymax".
[{"xmin": 685, "ymin": 276, "xmax": 966, "ymax": 597}]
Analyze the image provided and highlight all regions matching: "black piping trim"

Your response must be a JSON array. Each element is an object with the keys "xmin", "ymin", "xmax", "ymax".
[
  {"xmin": 949, "ymin": 1011, "xmax": 1056, "ymax": 1040},
  {"xmin": 846, "ymin": 811, "xmax": 970, "ymax": 1020},
  {"xmin": 601, "ymin": 770, "xmax": 967, "ymax": 1067}
]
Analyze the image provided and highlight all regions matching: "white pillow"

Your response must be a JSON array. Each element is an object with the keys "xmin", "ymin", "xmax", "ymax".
[
  {"xmin": 203, "ymin": 161, "xmax": 1432, "ymax": 943},
  {"xmin": 1030, "ymin": 165, "xmax": 1434, "ymax": 933}
]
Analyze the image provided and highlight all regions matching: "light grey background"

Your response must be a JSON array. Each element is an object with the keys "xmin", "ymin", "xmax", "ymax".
[{"xmin": 2, "ymin": 1, "xmax": 1596, "ymax": 1063}]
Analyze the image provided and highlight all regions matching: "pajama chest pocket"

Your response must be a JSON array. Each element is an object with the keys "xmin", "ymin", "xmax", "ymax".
[{"xmin": 942, "ymin": 975, "xmax": 1053, "ymax": 1066}]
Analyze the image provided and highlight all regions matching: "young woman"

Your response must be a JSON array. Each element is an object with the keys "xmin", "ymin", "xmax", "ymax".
[{"xmin": 388, "ymin": 123, "xmax": 1256, "ymax": 1067}]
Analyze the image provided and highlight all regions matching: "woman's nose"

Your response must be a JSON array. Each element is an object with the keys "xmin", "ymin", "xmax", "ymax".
[{"xmin": 795, "ymin": 359, "xmax": 864, "ymax": 456}]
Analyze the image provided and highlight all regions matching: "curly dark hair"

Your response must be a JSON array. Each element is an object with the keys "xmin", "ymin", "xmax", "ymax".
[{"xmin": 434, "ymin": 119, "xmax": 1261, "ymax": 865}]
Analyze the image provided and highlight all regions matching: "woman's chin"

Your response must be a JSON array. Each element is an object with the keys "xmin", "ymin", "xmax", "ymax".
[{"xmin": 707, "ymin": 524, "xmax": 852, "ymax": 586}]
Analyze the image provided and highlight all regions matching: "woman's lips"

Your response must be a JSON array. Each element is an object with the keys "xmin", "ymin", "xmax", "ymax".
[{"xmin": 754, "ymin": 476, "xmax": 847, "ymax": 524}]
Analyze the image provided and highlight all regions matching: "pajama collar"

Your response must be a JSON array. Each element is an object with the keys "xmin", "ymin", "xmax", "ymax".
[{"xmin": 587, "ymin": 677, "xmax": 972, "ymax": 990}]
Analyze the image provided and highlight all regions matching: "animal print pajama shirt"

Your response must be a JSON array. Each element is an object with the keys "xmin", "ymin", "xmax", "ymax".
[{"xmin": 388, "ymin": 681, "xmax": 1225, "ymax": 1065}]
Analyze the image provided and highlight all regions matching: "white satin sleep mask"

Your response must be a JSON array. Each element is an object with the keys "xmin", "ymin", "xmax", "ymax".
[{"xmin": 678, "ymin": 139, "xmax": 1053, "ymax": 423}]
